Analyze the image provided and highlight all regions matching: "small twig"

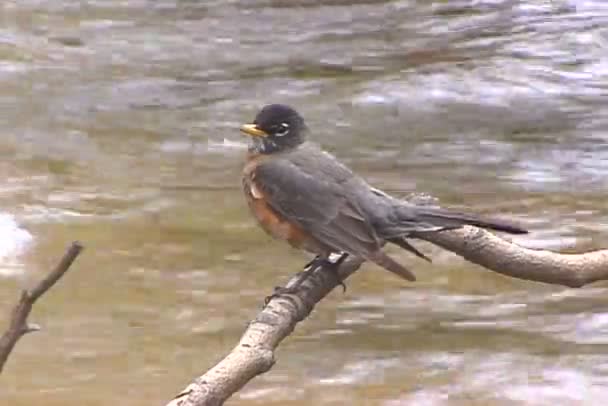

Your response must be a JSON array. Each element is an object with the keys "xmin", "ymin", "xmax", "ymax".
[{"xmin": 0, "ymin": 241, "xmax": 84, "ymax": 374}]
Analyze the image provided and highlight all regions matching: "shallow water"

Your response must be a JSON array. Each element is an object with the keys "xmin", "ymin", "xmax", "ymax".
[{"xmin": 1, "ymin": 1, "xmax": 608, "ymax": 405}]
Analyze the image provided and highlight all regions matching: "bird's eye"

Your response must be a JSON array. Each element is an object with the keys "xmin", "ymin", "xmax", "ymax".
[{"xmin": 274, "ymin": 122, "xmax": 289, "ymax": 137}]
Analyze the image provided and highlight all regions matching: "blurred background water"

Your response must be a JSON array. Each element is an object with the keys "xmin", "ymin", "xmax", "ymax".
[{"xmin": 1, "ymin": 0, "xmax": 608, "ymax": 405}]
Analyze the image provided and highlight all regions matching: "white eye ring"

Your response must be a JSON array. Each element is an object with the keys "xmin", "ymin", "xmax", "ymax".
[{"xmin": 275, "ymin": 122, "xmax": 289, "ymax": 137}]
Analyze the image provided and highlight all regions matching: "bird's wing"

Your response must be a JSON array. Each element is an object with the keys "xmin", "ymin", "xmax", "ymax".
[{"xmin": 252, "ymin": 157, "xmax": 381, "ymax": 255}]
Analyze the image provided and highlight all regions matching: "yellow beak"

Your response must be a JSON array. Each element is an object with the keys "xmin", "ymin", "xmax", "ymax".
[{"xmin": 240, "ymin": 124, "xmax": 268, "ymax": 138}]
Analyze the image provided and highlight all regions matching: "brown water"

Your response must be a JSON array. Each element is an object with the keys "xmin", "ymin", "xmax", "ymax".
[{"xmin": 1, "ymin": 1, "xmax": 608, "ymax": 405}]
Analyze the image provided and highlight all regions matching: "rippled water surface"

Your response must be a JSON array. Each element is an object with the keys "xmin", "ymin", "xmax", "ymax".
[{"xmin": 1, "ymin": 1, "xmax": 608, "ymax": 405}]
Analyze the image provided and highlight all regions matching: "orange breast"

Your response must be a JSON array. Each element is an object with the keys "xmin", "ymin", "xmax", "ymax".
[
  {"xmin": 249, "ymin": 197, "xmax": 304, "ymax": 245},
  {"xmin": 242, "ymin": 157, "xmax": 309, "ymax": 249}
]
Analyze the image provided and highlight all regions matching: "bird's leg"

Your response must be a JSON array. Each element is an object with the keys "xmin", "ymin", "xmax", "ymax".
[
  {"xmin": 304, "ymin": 255, "xmax": 322, "ymax": 269},
  {"xmin": 264, "ymin": 253, "xmax": 349, "ymax": 305},
  {"xmin": 264, "ymin": 257, "xmax": 321, "ymax": 305},
  {"xmin": 322, "ymin": 253, "xmax": 348, "ymax": 293},
  {"xmin": 298, "ymin": 253, "xmax": 349, "ymax": 292}
]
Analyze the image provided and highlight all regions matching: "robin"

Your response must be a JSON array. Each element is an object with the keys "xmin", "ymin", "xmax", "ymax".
[{"xmin": 240, "ymin": 104, "xmax": 527, "ymax": 289}]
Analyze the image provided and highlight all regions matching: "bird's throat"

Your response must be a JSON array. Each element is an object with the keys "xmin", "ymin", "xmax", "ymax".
[{"xmin": 249, "ymin": 137, "xmax": 281, "ymax": 154}]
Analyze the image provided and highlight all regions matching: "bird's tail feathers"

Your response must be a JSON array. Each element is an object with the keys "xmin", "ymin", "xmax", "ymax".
[
  {"xmin": 402, "ymin": 206, "xmax": 528, "ymax": 235},
  {"xmin": 387, "ymin": 237, "xmax": 431, "ymax": 262},
  {"xmin": 368, "ymin": 251, "xmax": 416, "ymax": 281}
]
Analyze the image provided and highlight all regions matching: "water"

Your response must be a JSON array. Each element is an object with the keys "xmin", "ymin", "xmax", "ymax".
[{"xmin": 1, "ymin": 1, "xmax": 608, "ymax": 404}]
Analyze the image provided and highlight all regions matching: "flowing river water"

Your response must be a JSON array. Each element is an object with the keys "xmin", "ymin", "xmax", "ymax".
[{"xmin": 1, "ymin": 1, "xmax": 608, "ymax": 405}]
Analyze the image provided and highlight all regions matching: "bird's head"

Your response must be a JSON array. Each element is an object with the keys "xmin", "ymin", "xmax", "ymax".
[{"xmin": 240, "ymin": 104, "xmax": 307, "ymax": 154}]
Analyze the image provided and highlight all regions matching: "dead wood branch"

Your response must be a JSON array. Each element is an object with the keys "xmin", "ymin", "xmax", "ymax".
[
  {"xmin": 0, "ymin": 242, "xmax": 84, "ymax": 373},
  {"xmin": 168, "ymin": 226, "xmax": 608, "ymax": 405},
  {"xmin": 415, "ymin": 226, "xmax": 608, "ymax": 288},
  {"xmin": 167, "ymin": 257, "xmax": 364, "ymax": 406}
]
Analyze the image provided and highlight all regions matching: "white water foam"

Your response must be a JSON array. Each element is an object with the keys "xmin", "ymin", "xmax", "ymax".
[{"xmin": 0, "ymin": 213, "xmax": 34, "ymax": 278}]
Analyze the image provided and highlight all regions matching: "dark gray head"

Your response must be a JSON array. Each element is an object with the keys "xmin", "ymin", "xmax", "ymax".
[{"xmin": 240, "ymin": 104, "xmax": 308, "ymax": 154}]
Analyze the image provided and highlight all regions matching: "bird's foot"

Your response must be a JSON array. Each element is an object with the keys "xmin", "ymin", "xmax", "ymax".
[
  {"xmin": 305, "ymin": 253, "xmax": 349, "ymax": 293},
  {"xmin": 323, "ymin": 253, "xmax": 349, "ymax": 293},
  {"xmin": 263, "ymin": 253, "xmax": 349, "ymax": 306},
  {"xmin": 264, "ymin": 285, "xmax": 299, "ymax": 305},
  {"xmin": 304, "ymin": 255, "xmax": 324, "ymax": 270},
  {"xmin": 263, "ymin": 262, "xmax": 319, "ymax": 305}
]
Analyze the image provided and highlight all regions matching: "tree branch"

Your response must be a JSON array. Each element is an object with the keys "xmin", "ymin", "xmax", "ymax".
[
  {"xmin": 167, "ymin": 257, "xmax": 364, "ymax": 406},
  {"xmin": 0, "ymin": 242, "xmax": 84, "ymax": 374},
  {"xmin": 415, "ymin": 226, "xmax": 608, "ymax": 288},
  {"xmin": 167, "ymin": 226, "xmax": 608, "ymax": 405}
]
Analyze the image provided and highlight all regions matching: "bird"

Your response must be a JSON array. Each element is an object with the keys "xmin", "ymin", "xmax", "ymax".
[{"xmin": 239, "ymin": 104, "xmax": 527, "ymax": 289}]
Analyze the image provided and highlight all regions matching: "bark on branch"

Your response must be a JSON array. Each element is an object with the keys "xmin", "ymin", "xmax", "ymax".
[
  {"xmin": 167, "ymin": 257, "xmax": 365, "ymax": 406},
  {"xmin": 168, "ymin": 226, "xmax": 608, "ymax": 406},
  {"xmin": 0, "ymin": 242, "xmax": 84, "ymax": 373},
  {"xmin": 415, "ymin": 226, "xmax": 608, "ymax": 288}
]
